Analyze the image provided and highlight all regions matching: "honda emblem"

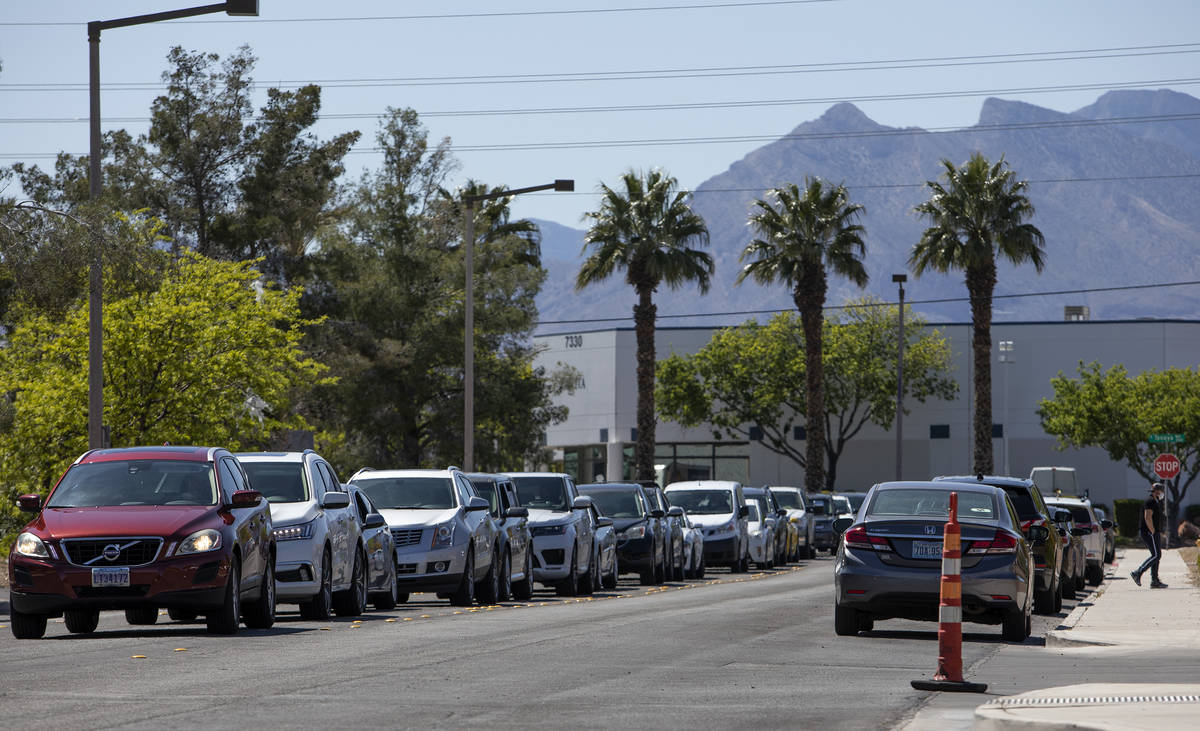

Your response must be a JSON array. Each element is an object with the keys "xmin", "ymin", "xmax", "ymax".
[{"xmin": 924, "ymin": 525, "xmax": 938, "ymax": 535}]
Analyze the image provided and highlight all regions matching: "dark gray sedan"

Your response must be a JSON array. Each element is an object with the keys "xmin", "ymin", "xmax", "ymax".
[{"xmin": 833, "ymin": 481, "xmax": 1043, "ymax": 642}]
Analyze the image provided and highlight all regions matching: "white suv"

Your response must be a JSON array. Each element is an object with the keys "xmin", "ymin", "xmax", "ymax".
[
  {"xmin": 770, "ymin": 486, "xmax": 815, "ymax": 559},
  {"xmin": 505, "ymin": 472, "xmax": 598, "ymax": 596},
  {"xmin": 350, "ymin": 467, "xmax": 500, "ymax": 606},
  {"xmin": 1045, "ymin": 496, "xmax": 1106, "ymax": 586},
  {"xmin": 237, "ymin": 450, "xmax": 364, "ymax": 618}
]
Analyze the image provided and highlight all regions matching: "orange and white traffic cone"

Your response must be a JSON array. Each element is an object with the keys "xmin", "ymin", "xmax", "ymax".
[{"xmin": 911, "ymin": 491, "xmax": 988, "ymax": 693}]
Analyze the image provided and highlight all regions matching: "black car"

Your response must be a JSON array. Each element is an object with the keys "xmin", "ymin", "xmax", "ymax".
[{"xmin": 578, "ymin": 483, "xmax": 667, "ymax": 586}]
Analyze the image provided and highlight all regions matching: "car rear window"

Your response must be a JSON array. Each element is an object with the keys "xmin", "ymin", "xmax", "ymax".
[
  {"xmin": 1056, "ymin": 506, "xmax": 1093, "ymax": 524},
  {"xmin": 747, "ymin": 502, "xmax": 762, "ymax": 522},
  {"xmin": 353, "ymin": 477, "xmax": 455, "ymax": 509},
  {"xmin": 242, "ymin": 462, "xmax": 308, "ymax": 503},
  {"xmin": 511, "ymin": 476, "xmax": 570, "ymax": 512},
  {"xmin": 867, "ymin": 489, "xmax": 996, "ymax": 520},
  {"xmin": 666, "ymin": 489, "xmax": 733, "ymax": 515},
  {"xmin": 999, "ymin": 486, "xmax": 1040, "ymax": 519},
  {"xmin": 580, "ymin": 489, "xmax": 642, "ymax": 518},
  {"xmin": 48, "ymin": 460, "xmax": 217, "ymax": 507},
  {"xmin": 773, "ymin": 491, "xmax": 803, "ymax": 510}
]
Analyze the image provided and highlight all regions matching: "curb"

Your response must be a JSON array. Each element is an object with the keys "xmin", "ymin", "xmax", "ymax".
[{"xmin": 1043, "ymin": 566, "xmax": 1113, "ymax": 648}]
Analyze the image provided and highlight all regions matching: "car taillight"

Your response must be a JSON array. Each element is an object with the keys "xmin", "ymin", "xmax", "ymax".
[
  {"xmin": 1090, "ymin": 524, "xmax": 1100, "ymax": 534},
  {"xmin": 967, "ymin": 529, "xmax": 1018, "ymax": 555},
  {"xmin": 1020, "ymin": 518, "xmax": 1045, "ymax": 531},
  {"xmin": 843, "ymin": 525, "xmax": 890, "ymax": 551}
]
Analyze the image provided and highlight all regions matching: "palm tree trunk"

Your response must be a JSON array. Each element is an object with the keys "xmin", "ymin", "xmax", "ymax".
[
  {"xmin": 794, "ymin": 268, "xmax": 827, "ymax": 492},
  {"xmin": 966, "ymin": 262, "xmax": 996, "ymax": 475},
  {"xmin": 634, "ymin": 286, "xmax": 657, "ymax": 482}
]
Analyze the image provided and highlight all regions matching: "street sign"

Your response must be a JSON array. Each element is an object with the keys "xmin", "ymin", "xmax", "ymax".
[
  {"xmin": 1148, "ymin": 433, "xmax": 1185, "ymax": 444},
  {"xmin": 1154, "ymin": 453, "xmax": 1181, "ymax": 480}
]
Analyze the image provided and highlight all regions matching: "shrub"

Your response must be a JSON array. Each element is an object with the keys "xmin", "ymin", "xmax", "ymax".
[
  {"xmin": 1114, "ymin": 498, "xmax": 1144, "ymax": 538},
  {"xmin": 1185, "ymin": 503, "xmax": 1200, "ymax": 522}
]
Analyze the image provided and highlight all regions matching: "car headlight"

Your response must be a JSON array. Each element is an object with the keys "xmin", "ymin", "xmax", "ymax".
[
  {"xmin": 15, "ymin": 532, "xmax": 49, "ymax": 558},
  {"xmin": 273, "ymin": 520, "xmax": 315, "ymax": 541},
  {"xmin": 176, "ymin": 529, "xmax": 222, "ymax": 555},
  {"xmin": 431, "ymin": 522, "xmax": 456, "ymax": 549},
  {"xmin": 531, "ymin": 524, "xmax": 567, "ymax": 537},
  {"xmin": 621, "ymin": 524, "xmax": 647, "ymax": 540},
  {"xmin": 750, "ymin": 529, "xmax": 762, "ymax": 537}
]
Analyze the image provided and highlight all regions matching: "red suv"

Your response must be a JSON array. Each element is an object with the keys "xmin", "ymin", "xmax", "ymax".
[{"xmin": 8, "ymin": 446, "xmax": 276, "ymax": 638}]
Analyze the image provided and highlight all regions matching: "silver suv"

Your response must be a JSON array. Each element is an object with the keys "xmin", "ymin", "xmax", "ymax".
[
  {"xmin": 350, "ymin": 467, "xmax": 499, "ymax": 606},
  {"xmin": 505, "ymin": 472, "xmax": 599, "ymax": 596},
  {"xmin": 238, "ymin": 450, "xmax": 364, "ymax": 618}
]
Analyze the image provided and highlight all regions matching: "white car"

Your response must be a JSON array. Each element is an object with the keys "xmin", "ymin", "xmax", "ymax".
[
  {"xmin": 505, "ymin": 472, "xmax": 599, "ymax": 596},
  {"xmin": 350, "ymin": 467, "xmax": 500, "ymax": 606},
  {"xmin": 746, "ymin": 501, "xmax": 775, "ymax": 569},
  {"xmin": 665, "ymin": 480, "xmax": 750, "ymax": 573},
  {"xmin": 770, "ymin": 486, "xmax": 815, "ymax": 560},
  {"xmin": 1045, "ymin": 496, "xmax": 1106, "ymax": 586},
  {"xmin": 237, "ymin": 450, "xmax": 364, "ymax": 619},
  {"xmin": 344, "ymin": 484, "xmax": 401, "ymax": 610}
]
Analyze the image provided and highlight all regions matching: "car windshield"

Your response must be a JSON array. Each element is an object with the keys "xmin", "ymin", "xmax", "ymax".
[
  {"xmin": 242, "ymin": 462, "xmax": 307, "ymax": 503},
  {"xmin": 353, "ymin": 477, "xmax": 456, "ymax": 509},
  {"xmin": 469, "ymin": 479, "xmax": 500, "ymax": 517},
  {"xmin": 511, "ymin": 476, "xmax": 570, "ymax": 511},
  {"xmin": 809, "ymin": 497, "xmax": 829, "ymax": 516},
  {"xmin": 834, "ymin": 496, "xmax": 853, "ymax": 514},
  {"xmin": 580, "ymin": 489, "xmax": 642, "ymax": 518},
  {"xmin": 747, "ymin": 501, "xmax": 762, "ymax": 523},
  {"xmin": 842, "ymin": 494, "xmax": 866, "ymax": 511},
  {"xmin": 666, "ymin": 489, "xmax": 732, "ymax": 515},
  {"xmin": 47, "ymin": 460, "xmax": 217, "ymax": 507},
  {"xmin": 644, "ymin": 490, "xmax": 665, "ymax": 512},
  {"xmin": 868, "ymin": 489, "xmax": 997, "ymax": 520},
  {"xmin": 749, "ymin": 496, "xmax": 769, "ymax": 518},
  {"xmin": 773, "ymin": 491, "xmax": 803, "ymax": 510}
]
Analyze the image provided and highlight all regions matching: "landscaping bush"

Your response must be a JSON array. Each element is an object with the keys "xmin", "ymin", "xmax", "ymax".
[
  {"xmin": 1185, "ymin": 503, "xmax": 1200, "ymax": 522},
  {"xmin": 1114, "ymin": 498, "xmax": 1144, "ymax": 538}
]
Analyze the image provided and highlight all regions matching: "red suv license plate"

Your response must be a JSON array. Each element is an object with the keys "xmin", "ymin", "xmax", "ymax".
[{"xmin": 92, "ymin": 567, "xmax": 130, "ymax": 587}]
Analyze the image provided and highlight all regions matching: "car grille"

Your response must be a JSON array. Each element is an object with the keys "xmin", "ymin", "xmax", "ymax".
[
  {"xmin": 396, "ymin": 563, "xmax": 419, "ymax": 575},
  {"xmin": 74, "ymin": 585, "xmax": 149, "ymax": 598},
  {"xmin": 62, "ymin": 538, "xmax": 163, "ymax": 567},
  {"xmin": 541, "ymin": 549, "xmax": 565, "ymax": 566},
  {"xmin": 390, "ymin": 529, "xmax": 424, "ymax": 547}
]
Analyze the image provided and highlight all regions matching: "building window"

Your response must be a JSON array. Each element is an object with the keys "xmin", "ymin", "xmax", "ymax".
[
  {"xmin": 748, "ymin": 426, "xmax": 763, "ymax": 441},
  {"xmin": 793, "ymin": 426, "xmax": 806, "ymax": 441},
  {"xmin": 653, "ymin": 443, "xmax": 749, "ymax": 485},
  {"xmin": 992, "ymin": 423, "xmax": 1004, "ymax": 438},
  {"xmin": 599, "ymin": 428, "xmax": 608, "ymax": 443},
  {"xmin": 930, "ymin": 424, "xmax": 950, "ymax": 439}
]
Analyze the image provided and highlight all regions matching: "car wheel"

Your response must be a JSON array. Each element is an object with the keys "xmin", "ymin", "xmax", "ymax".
[
  {"xmin": 124, "ymin": 606, "xmax": 158, "ymax": 626},
  {"xmin": 397, "ymin": 592, "xmax": 410, "ymax": 604},
  {"xmin": 300, "ymin": 549, "xmax": 334, "ymax": 620},
  {"xmin": 512, "ymin": 549, "xmax": 534, "ymax": 601},
  {"xmin": 65, "ymin": 609, "xmax": 101, "ymax": 634},
  {"xmin": 168, "ymin": 608, "xmax": 199, "ymax": 623},
  {"xmin": 206, "ymin": 560, "xmax": 242, "ymax": 635},
  {"xmin": 243, "ymin": 560, "xmax": 277, "ymax": 629},
  {"xmin": 373, "ymin": 558, "xmax": 400, "ymax": 611},
  {"xmin": 476, "ymin": 545, "xmax": 501, "ymax": 605},
  {"xmin": 654, "ymin": 540, "xmax": 667, "ymax": 585},
  {"xmin": 1086, "ymin": 562, "xmax": 1103, "ymax": 587},
  {"xmin": 1001, "ymin": 606, "xmax": 1031, "ymax": 642},
  {"xmin": 806, "ymin": 544, "xmax": 816, "ymax": 560},
  {"xmin": 695, "ymin": 551, "xmax": 706, "ymax": 580},
  {"xmin": 1053, "ymin": 575, "xmax": 1064, "ymax": 613},
  {"xmin": 495, "ymin": 549, "xmax": 512, "ymax": 602},
  {"xmin": 450, "ymin": 546, "xmax": 477, "ymax": 606},
  {"xmin": 578, "ymin": 548, "xmax": 596, "ymax": 596},
  {"xmin": 1074, "ymin": 565, "xmax": 1086, "ymax": 592},
  {"xmin": 603, "ymin": 551, "xmax": 619, "ymax": 590},
  {"xmin": 1033, "ymin": 583, "xmax": 1055, "ymax": 615},
  {"xmin": 11, "ymin": 608, "xmax": 48, "ymax": 639},
  {"xmin": 834, "ymin": 603, "xmax": 861, "ymax": 636},
  {"xmin": 333, "ymin": 549, "xmax": 367, "ymax": 617},
  {"xmin": 555, "ymin": 547, "xmax": 579, "ymax": 597}
]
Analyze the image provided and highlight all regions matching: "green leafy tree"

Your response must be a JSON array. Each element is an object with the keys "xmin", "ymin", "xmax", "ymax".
[
  {"xmin": 578, "ymin": 169, "xmax": 713, "ymax": 482},
  {"xmin": 739, "ymin": 178, "xmax": 868, "ymax": 493},
  {"xmin": 657, "ymin": 299, "xmax": 957, "ymax": 489},
  {"xmin": 1038, "ymin": 362, "xmax": 1200, "ymax": 545},
  {"xmin": 0, "ymin": 251, "xmax": 328, "ymax": 538},
  {"xmin": 910, "ymin": 153, "xmax": 1045, "ymax": 474}
]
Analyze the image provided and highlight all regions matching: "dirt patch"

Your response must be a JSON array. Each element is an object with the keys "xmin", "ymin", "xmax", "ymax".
[{"xmin": 1180, "ymin": 545, "xmax": 1200, "ymax": 588}]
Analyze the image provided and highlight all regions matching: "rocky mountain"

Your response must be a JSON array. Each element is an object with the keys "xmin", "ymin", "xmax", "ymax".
[{"xmin": 534, "ymin": 89, "xmax": 1200, "ymax": 332}]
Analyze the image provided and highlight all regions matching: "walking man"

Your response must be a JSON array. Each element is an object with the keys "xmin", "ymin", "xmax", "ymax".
[{"xmin": 1130, "ymin": 482, "xmax": 1168, "ymax": 588}]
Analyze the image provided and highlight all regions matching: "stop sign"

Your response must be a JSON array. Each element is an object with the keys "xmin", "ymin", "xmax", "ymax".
[{"xmin": 1154, "ymin": 453, "xmax": 1181, "ymax": 480}]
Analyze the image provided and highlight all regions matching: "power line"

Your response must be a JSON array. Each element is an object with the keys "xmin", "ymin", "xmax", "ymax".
[
  {"xmin": 533, "ymin": 280, "xmax": 1200, "ymax": 326},
  {"xmin": 0, "ymin": 0, "xmax": 840, "ymax": 27},
  {"xmin": 3, "ymin": 42, "xmax": 1198, "ymax": 91}
]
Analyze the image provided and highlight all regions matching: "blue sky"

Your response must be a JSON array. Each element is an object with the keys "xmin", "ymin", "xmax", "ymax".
[{"xmin": 2, "ymin": 0, "xmax": 1198, "ymax": 227}]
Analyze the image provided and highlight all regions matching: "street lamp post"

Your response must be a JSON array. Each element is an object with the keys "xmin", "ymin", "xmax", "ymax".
[
  {"xmin": 999, "ymin": 340, "xmax": 1014, "ymax": 476},
  {"xmin": 893, "ymin": 273, "xmax": 907, "ymax": 481},
  {"xmin": 86, "ymin": 1, "xmax": 259, "ymax": 449},
  {"xmin": 462, "ymin": 180, "xmax": 574, "ymax": 471}
]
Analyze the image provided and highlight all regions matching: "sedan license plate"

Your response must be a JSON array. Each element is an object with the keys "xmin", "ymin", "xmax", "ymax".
[
  {"xmin": 92, "ymin": 567, "xmax": 130, "ymax": 587},
  {"xmin": 911, "ymin": 540, "xmax": 943, "ymax": 560}
]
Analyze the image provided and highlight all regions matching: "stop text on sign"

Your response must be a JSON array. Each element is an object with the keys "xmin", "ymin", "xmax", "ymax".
[{"xmin": 1154, "ymin": 453, "xmax": 1181, "ymax": 480}]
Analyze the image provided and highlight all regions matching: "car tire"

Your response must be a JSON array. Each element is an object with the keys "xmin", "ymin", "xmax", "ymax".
[
  {"xmin": 1002, "ymin": 607, "xmax": 1031, "ymax": 642},
  {"xmin": 497, "ymin": 549, "xmax": 513, "ymax": 602},
  {"xmin": 555, "ymin": 547, "xmax": 579, "ymax": 597},
  {"xmin": 1086, "ymin": 562, "xmax": 1103, "ymax": 587},
  {"xmin": 373, "ymin": 558, "xmax": 400, "ymax": 611},
  {"xmin": 603, "ymin": 552, "xmax": 618, "ymax": 590},
  {"xmin": 168, "ymin": 608, "xmax": 199, "ymax": 623},
  {"xmin": 1033, "ymin": 584, "xmax": 1055, "ymax": 615},
  {"xmin": 695, "ymin": 551, "xmax": 706, "ymax": 580},
  {"xmin": 512, "ymin": 549, "xmax": 534, "ymax": 601},
  {"xmin": 397, "ymin": 592, "xmax": 410, "ymax": 604},
  {"xmin": 654, "ymin": 541, "xmax": 667, "ymax": 585},
  {"xmin": 333, "ymin": 549, "xmax": 367, "ymax": 617},
  {"xmin": 1053, "ymin": 575, "xmax": 1064, "ymax": 613},
  {"xmin": 476, "ymin": 545, "xmax": 501, "ymax": 605},
  {"xmin": 806, "ymin": 544, "xmax": 816, "ymax": 560},
  {"xmin": 300, "ymin": 549, "xmax": 334, "ymax": 620},
  {"xmin": 450, "ymin": 546, "xmax": 477, "ymax": 606},
  {"xmin": 243, "ymin": 560, "xmax": 276, "ymax": 630},
  {"xmin": 11, "ymin": 608, "xmax": 48, "ymax": 639},
  {"xmin": 1074, "ymin": 565, "xmax": 1086, "ymax": 592},
  {"xmin": 207, "ymin": 560, "xmax": 242, "ymax": 635},
  {"xmin": 834, "ymin": 603, "xmax": 860, "ymax": 636},
  {"xmin": 124, "ymin": 606, "xmax": 158, "ymax": 626},
  {"xmin": 578, "ymin": 548, "xmax": 596, "ymax": 596},
  {"xmin": 65, "ymin": 608, "xmax": 101, "ymax": 634}
]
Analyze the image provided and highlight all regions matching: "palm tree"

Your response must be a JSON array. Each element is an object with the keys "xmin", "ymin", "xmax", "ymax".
[
  {"xmin": 577, "ymin": 169, "xmax": 713, "ymax": 482},
  {"xmin": 739, "ymin": 178, "xmax": 868, "ymax": 492},
  {"xmin": 909, "ymin": 153, "xmax": 1045, "ymax": 474}
]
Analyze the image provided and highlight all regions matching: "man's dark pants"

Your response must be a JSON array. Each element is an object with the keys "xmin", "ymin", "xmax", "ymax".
[{"xmin": 1134, "ymin": 528, "xmax": 1161, "ymax": 582}]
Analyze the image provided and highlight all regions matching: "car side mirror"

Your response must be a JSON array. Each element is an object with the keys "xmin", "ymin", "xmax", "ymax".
[
  {"xmin": 1070, "ymin": 526, "xmax": 1091, "ymax": 537},
  {"xmin": 17, "ymin": 494, "xmax": 42, "ymax": 513},
  {"xmin": 1100, "ymin": 519, "xmax": 1113, "ymax": 530},
  {"xmin": 321, "ymin": 491, "xmax": 351, "ymax": 509},
  {"xmin": 1027, "ymin": 525, "xmax": 1050, "ymax": 543},
  {"xmin": 466, "ymin": 496, "xmax": 490, "ymax": 511},
  {"xmin": 738, "ymin": 505, "xmax": 749, "ymax": 518},
  {"xmin": 596, "ymin": 517, "xmax": 614, "ymax": 528},
  {"xmin": 363, "ymin": 512, "xmax": 387, "ymax": 530},
  {"xmin": 649, "ymin": 509, "xmax": 665, "ymax": 519},
  {"xmin": 571, "ymin": 495, "xmax": 594, "ymax": 511},
  {"xmin": 230, "ymin": 490, "xmax": 263, "ymax": 508},
  {"xmin": 832, "ymin": 517, "xmax": 854, "ymax": 535},
  {"xmin": 504, "ymin": 506, "xmax": 529, "ymax": 519},
  {"xmin": 776, "ymin": 509, "xmax": 787, "ymax": 518},
  {"xmin": 667, "ymin": 506, "xmax": 684, "ymax": 518}
]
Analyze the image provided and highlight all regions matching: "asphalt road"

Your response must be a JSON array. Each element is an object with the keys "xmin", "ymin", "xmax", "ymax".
[{"xmin": 0, "ymin": 556, "xmax": 1084, "ymax": 730}]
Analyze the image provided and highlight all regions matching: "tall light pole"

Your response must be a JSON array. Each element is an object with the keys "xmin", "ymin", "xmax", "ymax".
[
  {"xmin": 893, "ymin": 274, "xmax": 907, "ymax": 481},
  {"xmin": 463, "ymin": 180, "xmax": 574, "ymax": 471},
  {"xmin": 87, "ymin": 1, "xmax": 259, "ymax": 449},
  {"xmin": 999, "ymin": 340, "xmax": 1014, "ymax": 476}
]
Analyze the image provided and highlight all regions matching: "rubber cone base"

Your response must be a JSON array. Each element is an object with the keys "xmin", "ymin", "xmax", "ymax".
[{"xmin": 911, "ymin": 679, "xmax": 988, "ymax": 693}]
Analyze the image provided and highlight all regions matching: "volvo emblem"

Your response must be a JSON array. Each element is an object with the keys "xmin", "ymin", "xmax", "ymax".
[
  {"xmin": 924, "ymin": 525, "xmax": 938, "ymax": 535},
  {"xmin": 102, "ymin": 543, "xmax": 122, "ymax": 561}
]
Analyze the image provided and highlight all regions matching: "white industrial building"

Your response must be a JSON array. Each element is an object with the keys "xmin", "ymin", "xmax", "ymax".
[{"xmin": 533, "ymin": 318, "xmax": 1200, "ymax": 510}]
